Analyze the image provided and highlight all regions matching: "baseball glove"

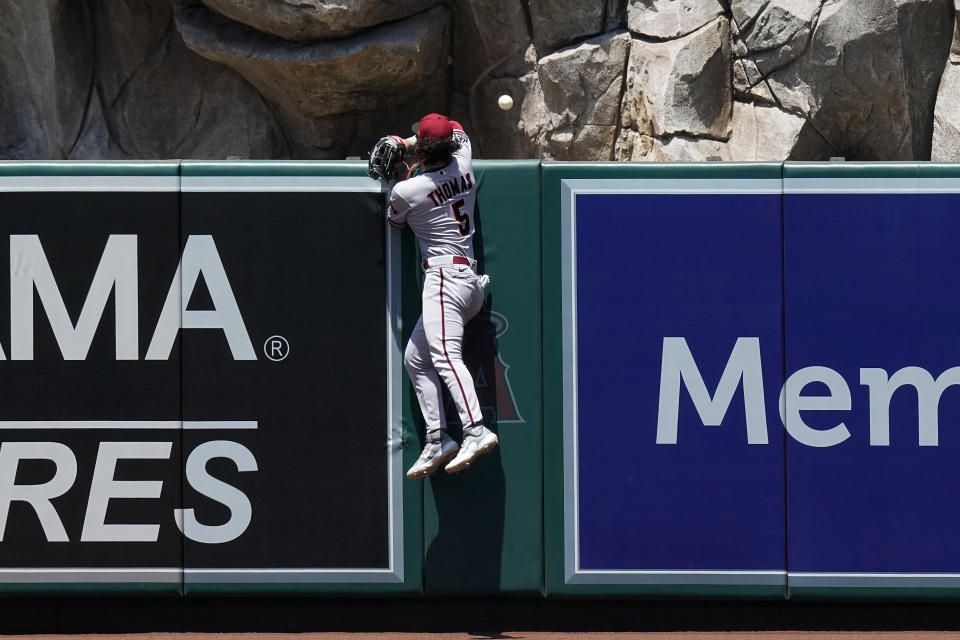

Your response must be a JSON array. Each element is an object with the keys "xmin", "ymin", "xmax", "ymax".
[{"xmin": 367, "ymin": 136, "xmax": 405, "ymax": 181}]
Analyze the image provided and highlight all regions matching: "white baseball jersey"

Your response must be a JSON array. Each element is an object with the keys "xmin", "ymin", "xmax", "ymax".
[
  {"xmin": 388, "ymin": 124, "xmax": 487, "ymax": 446},
  {"xmin": 386, "ymin": 128, "xmax": 476, "ymax": 263}
]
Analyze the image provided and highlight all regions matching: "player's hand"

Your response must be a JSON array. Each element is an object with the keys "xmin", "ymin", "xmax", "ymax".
[
  {"xmin": 479, "ymin": 274, "xmax": 491, "ymax": 289},
  {"xmin": 367, "ymin": 136, "xmax": 405, "ymax": 181}
]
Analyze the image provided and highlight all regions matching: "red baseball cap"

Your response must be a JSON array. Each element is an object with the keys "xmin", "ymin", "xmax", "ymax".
[{"xmin": 418, "ymin": 113, "xmax": 453, "ymax": 139}]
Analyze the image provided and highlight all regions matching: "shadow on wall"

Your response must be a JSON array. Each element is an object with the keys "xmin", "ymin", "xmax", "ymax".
[{"xmin": 422, "ymin": 204, "xmax": 507, "ymax": 593}]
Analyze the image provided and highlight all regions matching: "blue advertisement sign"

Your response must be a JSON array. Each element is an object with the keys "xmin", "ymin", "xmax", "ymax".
[
  {"xmin": 784, "ymin": 171, "xmax": 960, "ymax": 592},
  {"xmin": 560, "ymin": 175, "xmax": 786, "ymax": 591}
]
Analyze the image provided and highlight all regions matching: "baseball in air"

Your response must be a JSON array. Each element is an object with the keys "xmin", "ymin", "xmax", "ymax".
[{"xmin": 498, "ymin": 94, "xmax": 514, "ymax": 111}]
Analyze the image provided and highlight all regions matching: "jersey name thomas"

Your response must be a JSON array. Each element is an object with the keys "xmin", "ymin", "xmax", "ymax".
[{"xmin": 387, "ymin": 129, "xmax": 476, "ymax": 262}]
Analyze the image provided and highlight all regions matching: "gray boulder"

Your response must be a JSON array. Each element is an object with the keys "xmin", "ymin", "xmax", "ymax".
[
  {"xmin": 446, "ymin": 1, "xmax": 535, "ymax": 157},
  {"xmin": 616, "ymin": 99, "xmax": 830, "ymax": 160},
  {"xmin": 621, "ymin": 17, "xmax": 732, "ymax": 139},
  {"xmin": 528, "ymin": 0, "xmax": 606, "ymax": 53},
  {"xmin": 466, "ymin": 45, "xmax": 539, "ymax": 159},
  {"xmin": 521, "ymin": 32, "xmax": 631, "ymax": 160},
  {"xmin": 954, "ymin": 0, "xmax": 960, "ymax": 59},
  {"xmin": 763, "ymin": 0, "xmax": 953, "ymax": 160},
  {"xmin": 449, "ymin": 0, "xmax": 532, "ymax": 92},
  {"xmin": 92, "ymin": 0, "xmax": 288, "ymax": 159},
  {"xmin": 174, "ymin": 0, "xmax": 450, "ymax": 157},
  {"xmin": 0, "ymin": 0, "xmax": 288, "ymax": 160},
  {"xmin": 933, "ymin": 62, "xmax": 960, "ymax": 160},
  {"xmin": 606, "ymin": 0, "xmax": 628, "ymax": 31},
  {"xmin": 1, "ymin": 0, "xmax": 957, "ymax": 162},
  {"xmin": 731, "ymin": 0, "xmax": 820, "ymax": 75},
  {"xmin": 627, "ymin": 0, "xmax": 724, "ymax": 38},
  {"xmin": 199, "ymin": 0, "xmax": 438, "ymax": 41},
  {"xmin": 732, "ymin": 57, "xmax": 779, "ymax": 104},
  {"xmin": 932, "ymin": 0, "xmax": 960, "ymax": 160},
  {"xmin": 0, "ymin": 0, "xmax": 93, "ymax": 158}
]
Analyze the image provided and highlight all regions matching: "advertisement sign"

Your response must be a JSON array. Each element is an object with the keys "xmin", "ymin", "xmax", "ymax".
[
  {"xmin": 0, "ymin": 164, "xmax": 183, "ymax": 592},
  {"xmin": 179, "ymin": 164, "xmax": 406, "ymax": 592},
  {"xmin": 544, "ymin": 164, "xmax": 787, "ymax": 596},
  {"xmin": 784, "ymin": 164, "xmax": 960, "ymax": 596},
  {"xmin": 0, "ymin": 163, "xmax": 416, "ymax": 594}
]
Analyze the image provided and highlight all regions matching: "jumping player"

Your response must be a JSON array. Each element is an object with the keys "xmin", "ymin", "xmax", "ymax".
[{"xmin": 380, "ymin": 113, "xmax": 498, "ymax": 479}]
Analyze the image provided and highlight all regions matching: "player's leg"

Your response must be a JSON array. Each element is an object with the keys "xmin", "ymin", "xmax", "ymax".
[
  {"xmin": 421, "ymin": 269, "xmax": 484, "ymax": 429},
  {"xmin": 422, "ymin": 267, "xmax": 497, "ymax": 472},
  {"xmin": 404, "ymin": 316, "xmax": 447, "ymax": 439},
  {"xmin": 403, "ymin": 316, "xmax": 459, "ymax": 479}
]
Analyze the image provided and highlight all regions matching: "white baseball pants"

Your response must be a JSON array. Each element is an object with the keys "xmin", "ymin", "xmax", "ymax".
[{"xmin": 404, "ymin": 265, "xmax": 484, "ymax": 443}]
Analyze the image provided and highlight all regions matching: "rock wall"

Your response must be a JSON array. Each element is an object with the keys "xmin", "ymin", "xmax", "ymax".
[
  {"xmin": 933, "ymin": 0, "xmax": 960, "ymax": 160},
  {"xmin": 0, "ymin": 0, "xmax": 956, "ymax": 160}
]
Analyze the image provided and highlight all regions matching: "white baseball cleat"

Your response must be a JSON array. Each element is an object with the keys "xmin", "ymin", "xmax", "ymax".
[
  {"xmin": 445, "ymin": 425, "xmax": 498, "ymax": 474},
  {"xmin": 407, "ymin": 434, "xmax": 460, "ymax": 480}
]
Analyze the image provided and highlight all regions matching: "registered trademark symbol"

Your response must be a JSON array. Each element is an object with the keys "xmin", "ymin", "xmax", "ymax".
[{"xmin": 263, "ymin": 335, "xmax": 290, "ymax": 361}]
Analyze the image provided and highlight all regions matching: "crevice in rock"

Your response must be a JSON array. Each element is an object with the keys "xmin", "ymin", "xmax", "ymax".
[
  {"xmin": 67, "ymin": 1, "xmax": 97, "ymax": 158},
  {"xmin": 735, "ymin": 0, "xmax": 771, "ymax": 33},
  {"xmin": 628, "ymin": 14, "xmax": 724, "ymax": 44},
  {"xmin": 729, "ymin": 0, "xmax": 825, "ymax": 86},
  {"xmin": 519, "ymin": 0, "xmax": 536, "ymax": 51},
  {"xmin": 576, "ymin": 27, "xmax": 627, "ymax": 49},
  {"xmin": 279, "ymin": 0, "xmax": 322, "ymax": 9},
  {"xmin": 87, "ymin": 1, "xmax": 137, "ymax": 157},
  {"xmin": 549, "ymin": 27, "xmax": 628, "ymax": 57},
  {"xmin": 176, "ymin": 76, "xmax": 205, "ymax": 154},
  {"xmin": 728, "ymin": 36, "xmax": 737, "ymax": 119},
  {"xmin": 734, "ymin": 55, "xmax": 764, "ymax": 89},
  {"xmin": 468, "ymin": 41, "xmax": 528, "ymax": 156},
  {"xmin": 611, "ymin": 34, "xmax": 632, "ymax": 160},
  {"xmin": 168, "ymin": 28, "xmax": 205, "ymax": 154},
  {"xmin": 733, "ymin": 87, "xmax": 777, "ymax": 107},
  {"xmin": 658, "ymin": 129, "xmax": 731, "ymax": 143},
  {"xmin": 67, "ymin": 67, "xmax": 97, "ymax": 158},
  {"xmin": 796, "ymin": 115, "xmax": 836, "ymax": 155},
  {"xmin": 741, "ymin": 34, "xmax": 806, "ymax": 55},
  {"xmin": 81, "ymin": 0, "xmax": 135, "ymax": 157},
  {"xmin": 266, "ymin": 98, "xmax": 296, "ymax": 156},
  {"xmin": 802, "ymin": 0, "xmax": 825, "ymax": 57},
  {"xmin": 109, "ymin": 17, "xmax": 175, "ymax": 111},
  {"xmin": 894, "ymin": 118, "xmax": 913, "ymax": 157},
  {"xmin": 745, "ymin": 34, "xmax": 836, "ymax": 158},
  {"xmin": 763, "ymin": 77, "xmax": 837, "ymax": 154}
]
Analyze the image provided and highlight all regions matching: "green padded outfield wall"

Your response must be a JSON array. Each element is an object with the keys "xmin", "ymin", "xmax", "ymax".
[
  {"xmin": 6, "ymin": 160, "xmax": 960, "ymax": 602},
  {"xmin": 420, "ymin": 160, "xmax": 544, "ymax": 595}
]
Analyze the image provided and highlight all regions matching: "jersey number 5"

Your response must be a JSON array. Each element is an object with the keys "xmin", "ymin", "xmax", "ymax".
[{"xmin": 452, "ymin": 198, "xmax": 470, "ymax": 236}]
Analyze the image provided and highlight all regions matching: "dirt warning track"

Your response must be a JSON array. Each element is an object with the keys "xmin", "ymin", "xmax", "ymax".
[{"xmin": 6, "ymin": 633, "xmax": 960, "ymax": 640}]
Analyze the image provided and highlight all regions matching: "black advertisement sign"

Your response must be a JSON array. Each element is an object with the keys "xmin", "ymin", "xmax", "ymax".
[
  {"xmin": 0, "ymin": 172, "xmax": 183, "ymax": 589},
  {"xmin": 180, "ymin": 173, "xmax": 403, "ymax": 588},
  {"xmin": 0, "ymin": 167, "xmax": 405, "ymax": 592}
]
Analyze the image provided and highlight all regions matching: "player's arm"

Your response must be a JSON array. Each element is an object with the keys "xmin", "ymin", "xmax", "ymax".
[
  {"xmin": 449, "ymin": 120, "xmax": 472, "ymax": 161},
  {"xmin": 386, "ymin": 134, "xmax": 417, "ymax": 150},
  {"xmin": 386, "ymin": 188, "xmax": 411, "ymax": 230}
]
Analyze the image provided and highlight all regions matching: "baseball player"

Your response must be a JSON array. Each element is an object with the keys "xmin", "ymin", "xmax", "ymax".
[{"xmin": 370, "ymin": 113, "xmax": 498, "ymax": 479}]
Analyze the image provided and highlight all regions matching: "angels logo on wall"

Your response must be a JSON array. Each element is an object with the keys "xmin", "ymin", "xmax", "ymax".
[{"xmin": 445, "ymin": 309, "xmax": 524, "ymax": 427}]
